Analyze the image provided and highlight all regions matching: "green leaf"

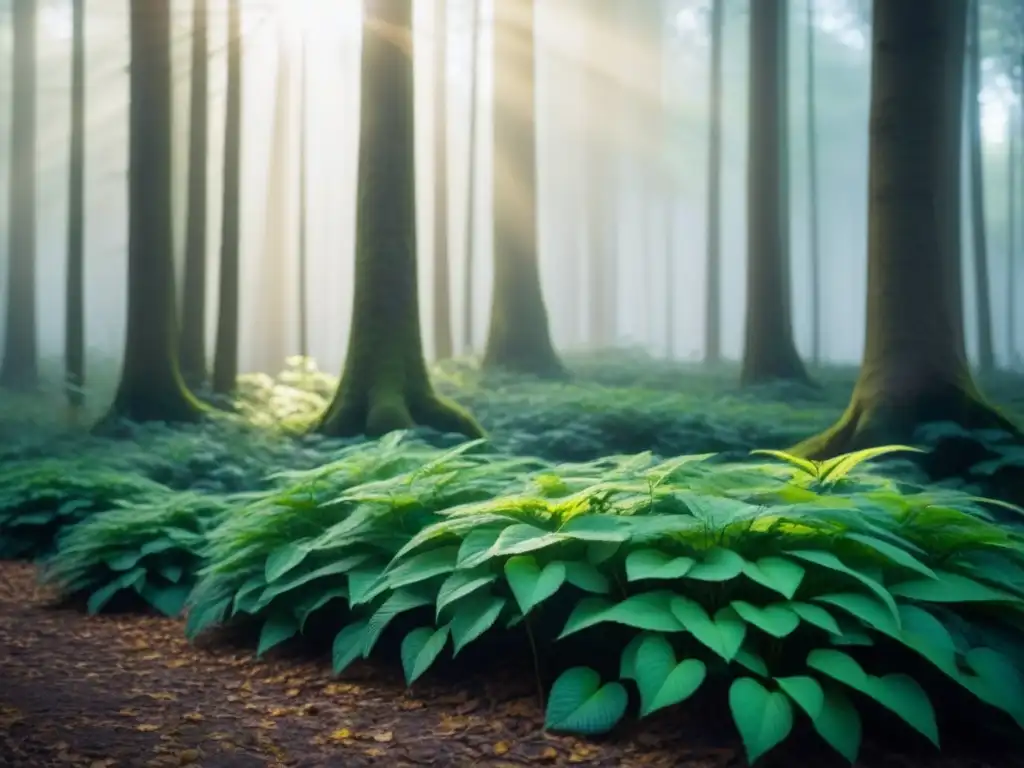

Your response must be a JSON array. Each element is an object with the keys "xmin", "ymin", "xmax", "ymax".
[
  {"xmin": 619, "ymin": 633, "xmax": 646, "ymax": 681},
  {"xmin": 670, "ymin": 598, "xmax": 746, "ymax": 661},
  {"xmin": 265, "ymin": 542, "xmax": 310, "ymax": 583},
  {"xmin": 814, "ymin": 684, "xmax": 862, "ymax": 763},
  {"xmin": 815, "ymin": 592, "xmax": 901, "ymax": 639},
  {"xmin": 788, "ymin": 550, "xmax": 900, "ymax": 628},
  {"xmin": 844, "ymin": 533, "xmax": 936, "ymax": 579},
  {"xmin": 257, "ymin": 614, "xmax": 298, "ymax": 657},
  {"xmin": 449, "ymin": 592, "xmax": 506, "ymax": 654},
  {"xmin": 504, "ymin": 556, "xmax": 566, "ymax": 615},
  {"xmin": 401, "ymin": 626, "xmax": 449, "ymax": 685},
  {"xmin": 742, "ymin": 556, "xmax": 805, "ymax": 599},
  {"xmin": 776, "ymin": 676, "xmax": 824, "ymax": 720},
  {"xmin": 142, "ymin": 584, "xmax": 191, "ymax": 617},
  {"xmin": 624, "ymin": 549, "xmax": 695, "ymax": 581},
  {"xmin": 729, "ymin": 677, "xmax": 795, "ymax": 763},
  {"xmin": 456, "ymin": 526, "xmax": 505, "ymax": 568},
  {"xmin": 363, "ymin": 586, "xmax": 435, "ymax": 657},
  {"xmin": 817, "ymin": 445, "xmax": 923, "ymax": 485},
  {"xmin": 386, "ymin": 546, "xmax": 460, "ymax": 589},
  {"xmin": 958, "ymin": 647, "xmax": 1024, "ymax": 725},
  {"xmin": 750, "ymin": 449, "xmax": 820, "ymax": 477},
  {"xmin": 731, "ymin": 601, "xmax": 801, "ymax": 638},
  {"xmin": 106, "ymin": 551, "xmax": 142, "ymax": 571},
  {"xmin": 254, "ymin": 554, "xmax": 369, "ymax": 612},
  {"xmin": 296, "ymin": 586, "xmax": 350, "ymax": 630},
  {"xmin": 559, "ymin": 515, "xmax": 632, "ymax": 542},
  {"xmin": 559, "ymin": 592, "xmax": 685, "ymax": 639},
  {"xmin": 585, "ymin": 541, "xmax": 621, "ymax": 565},
  {"xmin": 686, "ymin": 548, "xmax": 745, "ymax": 582},
  {"xmin": 185, "ymin": 595, "xmax": 231, "ymax": 640},
  {"xmin": 435, "ymin": 569, "xmax": 496, "ymax": 617},
  {"xmin": 158, "ymin": 564, "xmax": 184, "ymax": 584},
  {"xmin": 807, "ymin": 649, "xmax": 938, "ymax": 746},
  {"xmin": 492, "ymin": 523, "xmax": 567, "ymax": 557},
  {"xmin": 633, "ymin": 635, "xmax": 707, "ymax": 717},
  {"xmin": 788, "ymin": 602, "xmax": 842, "ymax": 635},
  {"xmin": 87, "ymin": 580, "xmax": 126, "ymax": 615},
  {"xmin": 890, "ymin": 570, "xmax": 1020, "ymax": 604},
  {"xmin": 897, "ymin": 604, "xmax": 958, "ymax": 673},
  {"xmin": 562, "ymin": 560, "xmax": 611, "ymax": 594},
  {"xmin": 544, "ymin": 667, "xmax": 628, "ymax": 735},
  {"xmin": 733, "ymin": 648, "xmax": 770, "ymax": 677},
  {"xmin": 332, "ymin": 620, "xmax": 369, "ymax": 674},
  {"xmin": 347, "ymin": 566, "xmax": 389, "ymax": 606}
]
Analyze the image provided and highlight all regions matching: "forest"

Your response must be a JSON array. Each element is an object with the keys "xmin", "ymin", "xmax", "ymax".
[{"xmin": 1, "ymin": 0, "xmax": 1024, "ymax": 766}]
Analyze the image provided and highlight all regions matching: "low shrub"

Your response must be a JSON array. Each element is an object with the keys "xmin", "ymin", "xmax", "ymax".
[{"xmin": 183, "ymin": 438, "xmax": 1024, "ymax": 763}]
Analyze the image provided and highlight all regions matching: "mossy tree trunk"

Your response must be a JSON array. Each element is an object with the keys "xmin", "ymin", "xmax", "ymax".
[
  {"xmin": 65, "ymin": 0, "xmax": 85, "ymax": 407},
  {"xmin": 212, "ymin": 0, "xmax": 242, "ymax": 395},
  {"xmin": 432, "ymin": 0, "xmax": 454, "ymax": 360},
  {"xmin": 793, "ymin": 0, "xmax": 1018, "ymax": 460},
  {"xmin": 461, "ymin": 0, "xmax": 481, "ymax": 355},
  {"xmin": 482, "ymin": 0, "xmax": 565, "ymax": 378},
  {"xmin": 1, "ymin": 0, "xmax": 39, "ymax": 391},
  {"xmin": 805, "ymin": 0, "xmax": 822, "ymax": 365},
  {"xmin": 178, "ymin": 0, "xmax": 210, "ymax": 387},
  {"xmin": 741, "ymin": 0, "xmax": 810, "ymax": 386},
  {"xmin": 104, "ymin": 0, "xmax": 202, "ymax": 424},
  {"xmin": 1008, "ymin": 92, "xmax": 1017, "ymax": 366},
  {"xmin": 704, "ymin": 0, "xmax": 724, "ymax": 364},
  {"xmin": 315, "ymin": 0, "xmax": 482, "ymax": 439},
  {"xmin": 967, "ymin": 0, "xmax": 994, "ymax": 373}
]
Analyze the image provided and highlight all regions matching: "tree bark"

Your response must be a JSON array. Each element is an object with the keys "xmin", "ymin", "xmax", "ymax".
[
  {"xmin": 298, "ymin": 35, "xmax": 309, "ymax": 364},
  {"xmin": 794, "ymin": 0, "xmax": 1017, "ymax": 459},
  {"xmin": 967, "ymin": 0, "xmax": 994, "ymax": 373},
  {"xmin": 103, "ymin": 0, "xmax": 202, "ymax": 424},
  {"xmin": 806, "ymin": 0, "xmax": 822, "ymax": 364},
  {"xmin": 66, "ymin": 0, "xmax": 86, "ymax": 407},
  {"xmin": 433, "ymin": 0, "xmax": 454, "ymax": 360},
  {"xmin": 461, "ymin": 0, "xmax": 480, "ymax": 355},
  {"xmin": 482, "ymin": 0, "xmax": 564, "ymax": 378},
  {"xmin": 212, "ymin": 0, "xmax": 242, "ymax": 395},
  {"xmin": 178, "ymin": 0, "xmax": 210, "ymax": 387},
  {"xmin": 316, "ymin": 0, "xmax": 481, "ymax": 438},
  {"xmin": 704, "ymin": 0, "xmax": 724, "ymax": 364},
  {"xmin": 1009, "ymin": 94, "xmax": 1018, "ymax": 367},
  {"xmin": 1, "ymin": 0, "xmax": 38, "ymax": 391},
  {"xmin": 740, "ymin": 0, "xmax": 810, "ymax": 386}
]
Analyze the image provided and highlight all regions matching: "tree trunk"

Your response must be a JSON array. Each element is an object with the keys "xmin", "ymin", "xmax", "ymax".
[
  {"xmin": 1009, "ymin": 98, "xmax": 1018, "ymax": 368},
  {"xmin": 298, "ymin": 36, "xmax": 309, "ymax": 364},
  {"xmin": 740, "ymin": 0, "xmax": 810, "ymax": 386},
  {"xmin": 65, "ymin": 0, "xmax": 86, "ymax": 407},
  {"xmin": 316, "ymin": 0, "xmax": 481, "ymax": 438},
  {"xmin": 178, "ymin": 0, "xmax": 210, "ymax": 387},
  {"xmin": 794, "ymin": 0, "xmax": 1017, "ymax": 459},
  {"xmin": 1, "ymin": 0, "xmax": 38, "ymax": 391},
  {"xmin": 103, "ymin": 0, "xmax": 201, "ymax": 424},
  {"xmin": 212, "ymin": 0, "xmax": 242, "ymax": 395},
  {"xmin": 806, "ymin": 0, "xmax": 822, "ymax": 365},
  {"xmin": 461, "ymin": 0, "xmax": 480, "ymax": 355},
  {"xmin": 482, "ymin": 0, "xmax": 565, "ymax": 378},
  {"xmin": 778, "ymin": 0, "xmax": 794, "ymax": 331},
  {"xmin": 433, "ymin": 0, "xmax": 454, "ymax": 360},
  {"xmin": 967, "ymin": 0, "xmax": 994, "ymax": 373},
  {"xmin": 704, "ymin": 0, "xmax": 723, "ymax": 364}
]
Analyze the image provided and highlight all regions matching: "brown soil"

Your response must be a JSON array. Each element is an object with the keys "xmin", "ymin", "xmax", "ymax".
[{"xmin": 0, "ymin": 562, "xmax": 1019, "ymax": 768}]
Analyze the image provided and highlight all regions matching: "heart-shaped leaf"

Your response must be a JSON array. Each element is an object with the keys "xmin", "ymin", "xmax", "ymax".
[
  {"xmin": 401, "ymin": 626, "xmax": 449, "ymax": 685},
  {"xmin": 671, "ymin": 597, "xmax": 746, "ymax": 661},
  {"xmin": 545, "ymin": 667, "xmax": 628, "ymax": 735},
  {"xmin": 505, "ymin": 556, "xmax": 566, "ymax": 615},
  {"xmin": 731, "ymin": 601, "xmax": 801, "ymax": 638},
  {"xmin": 633, "ymin": 635, "xmax": 706, "ymax": 717},
  {"xmin": 729, "ymin": 677, "xmax": 795, "ymax": 763}
]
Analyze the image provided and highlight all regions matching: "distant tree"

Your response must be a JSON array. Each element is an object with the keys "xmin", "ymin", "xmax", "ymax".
[
  {"xmin": 178, "ymin": 0, "xmax": 210, "ymax": 387},
  {"xmin": 704, "ymin": 0, "xmax": 724, "ymax": 364},
  {"xmin": 482, "ymin": 0, "xmax": 565, "ymax": 377},
  {"xmin": 315, "ymin": 0, "xmax": 481, "ymax": 438},
  {"xmin": 103, "ymin": 0, "xmax": 202, "ymax": 424},
  {"xmin": 433, "ymin": 0, "xmax": 454, "ymax": 360},
  {"xmin": 1009, "ymin": 101, "xmax": 1018, "ymax": 366},
  {"xmin": 805, "ymin": 0, "xmax": 822, "ymax": 364},
  {"xmin": 740, "ymin": 0, "xmax": 810, "ymax": 386},
  {"xmin": 298, "ymin": 35, "xmax": 309, "ymax": 364},
  {"xmin": 1, "ymin": 0, "xmax": 38, "ymax": 391},
  {"xmin": 212, "ymin": 0, "xmax": 242, "ymax": 395},
  {"xmin": 462, "ymin": 0, "xmax": 481, "ymax": 354},
  {"xmin": 795, "ymin": 0, "xmax": 1018, "ymax": 458},
  {"xmin": 66, "ymin": 0, "xmax": 86, "ymax": 407}
]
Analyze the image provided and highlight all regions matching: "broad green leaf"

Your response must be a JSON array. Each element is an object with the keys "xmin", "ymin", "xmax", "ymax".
[
  {"xmin": 106, "ymin": 551, "xmax": 142, "ymax": 571},
  {"xmin": 788, "ymin": 550, "xmax": 900, "ymax": 628},
  {"xmin": 729, "ymin": 677, "xmax": 795, "ymax": 763},
  {"xmin": 686, "ymin": 548, "xmax": 745, "ymax": 582},
  {"xmin": 817, "ymin": 445, "xmax": 923, "ymax": 485},
  {"xmin": 435, "ymin": 569, "xmax": 496, "ymax": 617},
  {"xmin": 633, "ymin": 635, "xmax": 707, "ymax": 717},
  {"xmin": 265, "ymin": 542, "xmax": 310, "ymax": 583},
  {"xmin": 619, "ymin": 634, "xmax": 646, "ymax": 681},
  {"xmin": 742, "ymin": 556, "xmax": 805, "ymax": 599},
  {"xmin": 254, "ymin": 554, "xmax": 369, "ymax": 612},
  {"xmin": 544, "ymin": 667, "xmax": 628, "ymax": 735},
  {"xmin": 562, "ymin": 560, "xmax": 611, "ymax": 594},
  {"xmin": 185, "ymin": 595, "xmax": 231, "ymax": 640},
  {"xmin": 346, "ymin": 566, "xmax": 388, "ymax": 605},
  {"xmin": 814, "ymin": 684, "xmax": 862, "ymax": 763},
  {"xmin": 788, "ymin": 602, "xmax": 842, "ymax": 635},
  {"xmin": 158, "ymin": 564, "xmax": 184, "ymax": 584},
  {"xmin": 386, "ymin": 546, "xmax": 460, "ymax": 589},
  {"xmin": 733, "ymin": 648, "xmax": 770, "ymax": 677},
  {"xmin": 504, "ymin": 556, "xmax": 566, "ymax": 615},
  {"xmin": 257, "ymin": 614, "xmax": 298, "ymax": 657},
  {"xmin": 363, "ymin": 586, "xmax": 434, "ymax": 657},
  {"xmin": 625, "ymin": 549, "xmax": 695, "ymax": 581},
  {"xmin": 806, "ymin": 649, "xmax": 938, "ymax": 745},
  {"xmin": 585, "ymin": 541, "xmax": 620, "ymax": 565},
  {"xmin": 844, "ymin": 533, "xmax": 936, "ymax": 579},
  {"xmin": 559, "ymin": 592, "xmax": 685, "ymax": 639},
  {"xmin": 492, "ymin": 523, "xmax": 567, "ymax": 557},
  {"xmin": 890, "ymin": 571, "xmax": 1020, "ymax": 604},
  {"xmin": 815, "ymin": 593, "xmax": 901, "ymax": 639},
  {"xmin": 142, "ymin": 583, "xmax": 191, "ymax": 617},
  {"xmin": 750, "ymin": 449, "xmax": 820, "ymax": 477},
  {"xmin": 560, "ymin": 515, "xmax": 632, "ymax": 542},
  {"xmin": 897, "ymin": 604, "xmax": 958, "ymax": 673},
  {"xmin": 670, "ymin": 598, "xmax": 746, "ymax": 661},
  {"xmin": 449, "ymin": 592, "xmax": 506, "ymax": 654},
  {"xmin": 731, "ymin": 601, "xmax": 800, "ymax": 638},
  {"xmin": 297, "ymin": 586, "xmax": 349, "ymax": 629},
  {"xmin": 332, "ymin": 620, "xmax": 369, "ymax": 674},
  {"xmin": 455, "ymin": 526, "xmax": 506, "ymax": 568},
  {"xmin": 776, "ymin": 676, "xmax": 824, "ymax": 720},
  {"xmin": 958, "ymin": 647, "xmax": 1024, "ymax": 725},
  {"xmin": 401, "ymin": 626, "xmax": 449, "ymax": 685}
]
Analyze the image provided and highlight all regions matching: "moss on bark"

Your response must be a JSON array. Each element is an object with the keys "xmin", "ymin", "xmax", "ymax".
[{"xmin": 316, "ymin": 0, "xmax": 481, "ymax": 440}]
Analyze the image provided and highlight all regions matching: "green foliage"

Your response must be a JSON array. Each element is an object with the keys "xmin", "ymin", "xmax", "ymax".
[
  {"xmin": 41, "ymin": 492, "xmax": 233, "ymax": 616},
  {"xmin": 180, "ymin": 434, "xmax": 1024, "ymax": 762},
  {"xmin": 0, "ymin": 459, "xmax": 169, "ymax": 559}
]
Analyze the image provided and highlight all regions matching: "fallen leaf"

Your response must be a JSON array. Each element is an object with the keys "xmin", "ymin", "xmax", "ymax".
[
  {"xmin": 372, "ymin": 731, "xmax": 393, "ymax": 743},
  {"xmin": 268, "ymin": 707, "xmax": 291, "ymax": 717},
  {"xmin": 177, "ymin": 749, "xmax": 200, "ymax": 765},
  {"xmin": 182, "ymin": 712, "xmax": 203, "ymax": 722},
  {"xmin": 539, "ymin": 747, "xmax": 559, "ymax": 760},
  {"xmin": 285, "ymin": 688, "xmax": 300, "ymax": 698},
  {"xmin": 493, "ymin": 741, "xmax": 510, "ymax": 755},
  {"xmin": 165, "ymin": 660, "xmax": 188, "ymax": 669},
  {"xmin": 329, "ymin": 728, "xmax": 353, "ymax": 742},
  {"xmin": 136, "ymin": 724, "xmax": 161, "ymax": 733},
  {"xmin": 117, "ymin": 708, "xmax": 141, "ymax": 717},
  {"xmin": 364, "ymin": 748, "xmax": 387, "ymax": 757}
]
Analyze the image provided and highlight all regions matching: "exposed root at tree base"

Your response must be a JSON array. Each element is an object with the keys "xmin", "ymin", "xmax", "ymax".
[{"xmin": 315, "ymin": 389, "xmax": 484, "ymax": 440}]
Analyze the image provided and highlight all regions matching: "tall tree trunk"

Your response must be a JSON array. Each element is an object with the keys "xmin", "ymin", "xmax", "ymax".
[
  {"xmin": 483, "ymin": 0, "xmax": 564, "ymax": 377},
  {"xmin": 806, "ymin": 0, "xmax": 822, "ymax": 364},
  {"xmin": 778, "ymin": 0, "xmax": 794, "ymax": 331},
  {"xmin": 316, "ymin": 0, "xmax": 481, "ymax": 438},
  {"xmin": 66, "ymin": 0, "xmax": 86, "ymax": 407},
  {"xmin": 178, "ymin": 0, "xmax": 210, "ymax": 387},
  {"xmin": 1009, "ymin": 99, "xmax": 1018, "ymax": 368},
  {"xmin": 740, "ymin": 0, "xmax": 809, "ymax": 386},
  {"xmin": 967, "ymin": 0, "xmax": 994, "ymax": 373},
  {"xmin": 433, "ymin": 0, "xmax": 454, "ymax": 360},
  {"xmin": 462, "ymin": 0, "xmax": 480, "ymax": 355},
  {"xmin": 298, "ymin": 35, "xmax": 309, "ymax": 364},
  {"xmin": 103, "ymin": 0, "xmax": 201, "ymax": 424},
  {"xmin": 794, "ymin": 0, "xmax": 1017, "ymax": 459},
  {"xmin": 704, "ymin": 0, "xmax": 724, "ymax": 363},
  {"xmin": 212, "ymin": 0, "xmax": 242, "ymax": 395},
  {"xmin": 1, "ymin": 0, "xmax": 38, "ymax": 391}
]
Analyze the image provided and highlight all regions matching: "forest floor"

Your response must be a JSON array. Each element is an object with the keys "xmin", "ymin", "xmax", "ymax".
[{"xmin": 2, "ymin": 559, "xmax": 1022, "ymax": 768}]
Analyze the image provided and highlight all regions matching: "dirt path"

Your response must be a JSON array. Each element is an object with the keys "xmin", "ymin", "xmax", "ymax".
[{"xmin": 0, "ymin": 562, "xmax": 1019, "ymax": 768}]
